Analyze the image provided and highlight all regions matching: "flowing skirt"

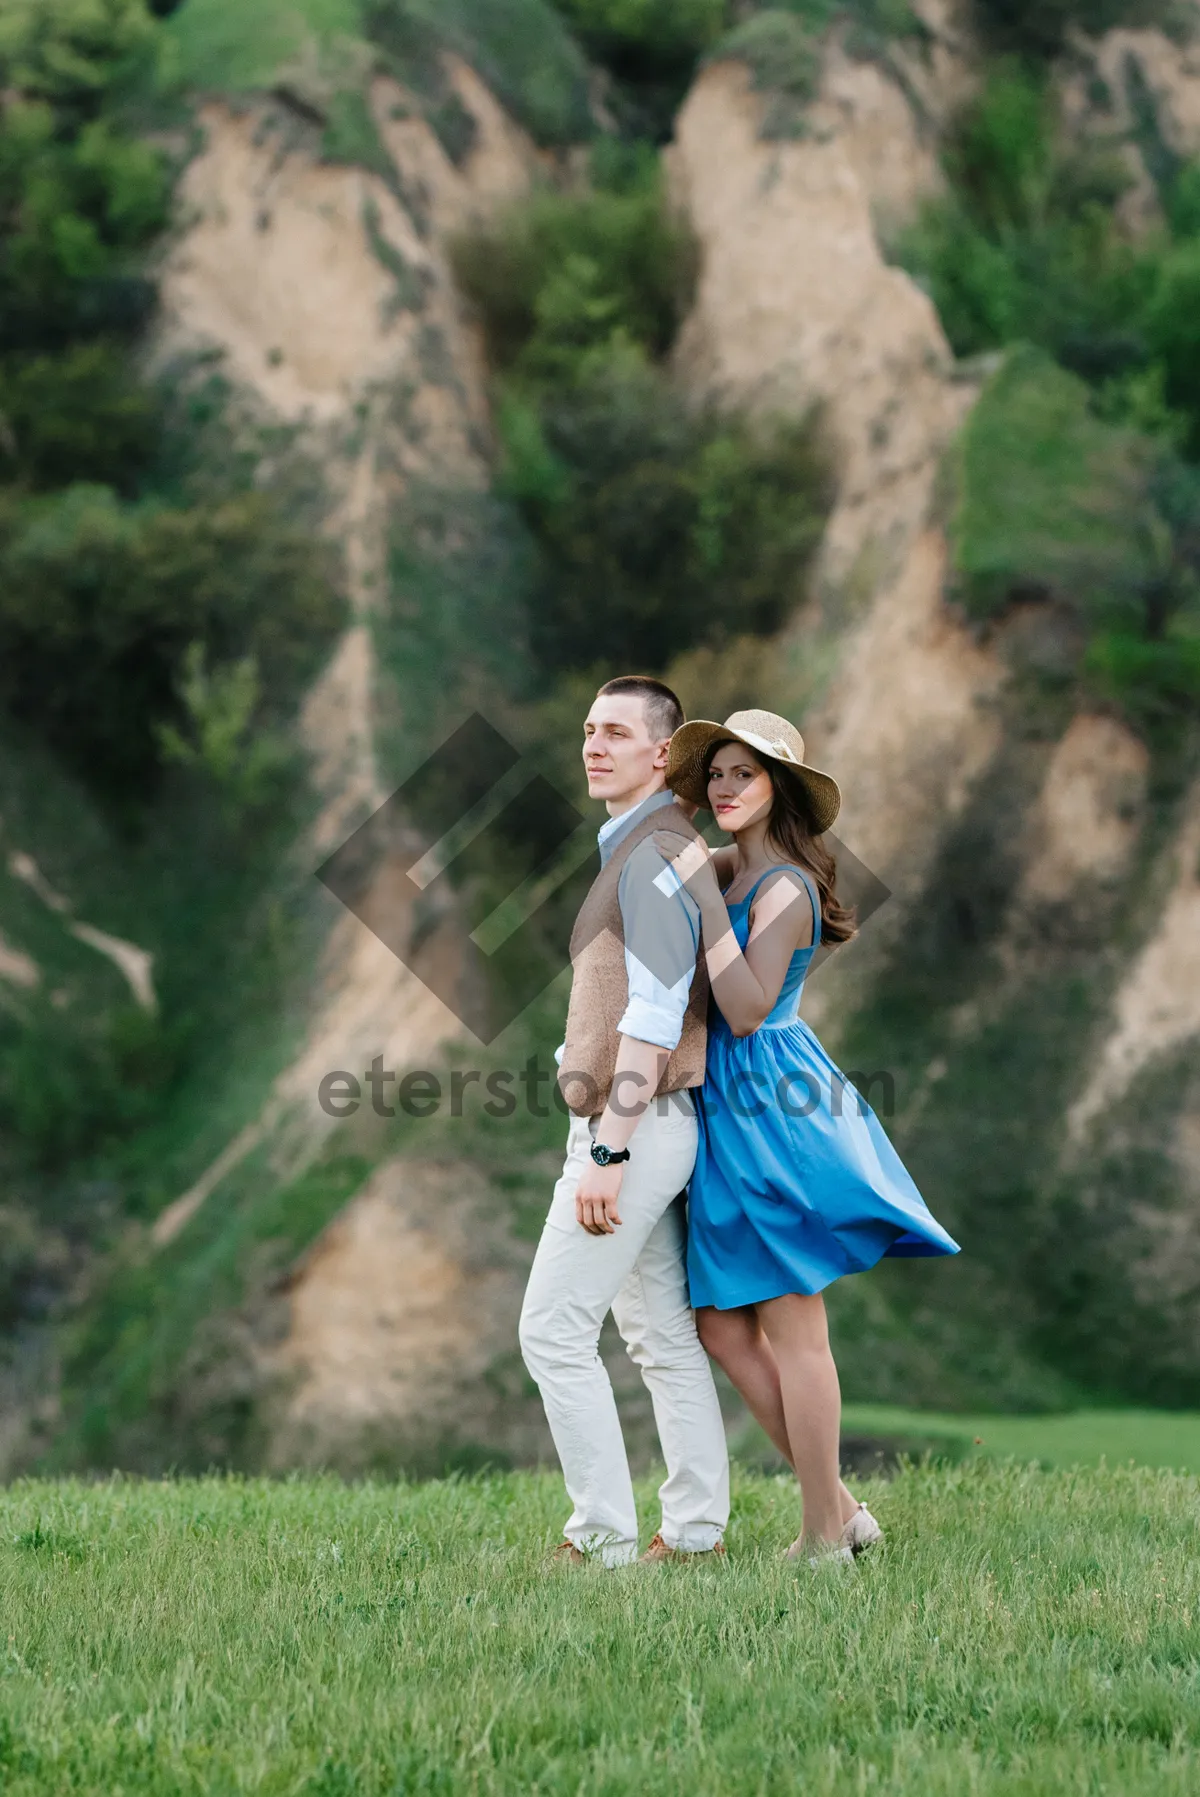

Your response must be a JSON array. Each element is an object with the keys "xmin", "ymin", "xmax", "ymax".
[{"xmin": 687, "ymin": 1017, "xmax": 960, "ymax": 1310}]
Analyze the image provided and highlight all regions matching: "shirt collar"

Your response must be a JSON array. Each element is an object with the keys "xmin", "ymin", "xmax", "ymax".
[{"xmin": 597, "ymin": 788, "xmax": 676, "ymax": 865}]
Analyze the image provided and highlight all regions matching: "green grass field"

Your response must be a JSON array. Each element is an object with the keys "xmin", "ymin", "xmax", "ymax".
[
  {"xmin": 839, "ymin": 1407, "xmax": 1200, "ymax": 1474},
  {"xmin": 1, "ymin": 1460, "xmax": 1197, "ymax": 1795}
]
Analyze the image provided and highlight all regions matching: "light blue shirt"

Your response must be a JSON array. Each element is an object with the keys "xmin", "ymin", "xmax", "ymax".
[{"xmin": 555, "ymin": 789, "xmax": 701, "ymax": 1062}]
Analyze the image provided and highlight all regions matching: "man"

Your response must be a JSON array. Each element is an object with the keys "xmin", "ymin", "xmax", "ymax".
[{"xmin": 519, "ymin": 675, "xmax": 730, "ymax": 1567}]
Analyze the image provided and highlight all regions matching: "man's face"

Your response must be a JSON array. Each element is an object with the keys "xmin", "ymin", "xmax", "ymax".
[{"xmin": 582, "ymin": 694, "xmax": 668, "ymax": 805}]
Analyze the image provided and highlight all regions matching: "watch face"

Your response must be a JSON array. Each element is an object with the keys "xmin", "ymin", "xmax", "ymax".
[{"xmin": 591, "ymin": 1143, "xmax": 610, "ymax": 1166}]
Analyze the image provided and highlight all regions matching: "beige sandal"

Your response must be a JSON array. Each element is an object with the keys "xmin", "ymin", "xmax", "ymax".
[
  {"xmin": 804, "ymin": 1541, "xmax": 856, "ymax": 1571},
  {"xmin": 840, "ymin": 1503, "xmax": 883, "ymax": 1557},
  {"xmin": 785, "ymin": 1502, "xmax": 883, "ymax": 1565}
]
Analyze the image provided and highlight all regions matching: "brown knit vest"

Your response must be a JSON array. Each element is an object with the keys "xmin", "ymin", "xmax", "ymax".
[{"xmin": 557, "ymin": 799, "xmax": 709, "ymax": 1118}]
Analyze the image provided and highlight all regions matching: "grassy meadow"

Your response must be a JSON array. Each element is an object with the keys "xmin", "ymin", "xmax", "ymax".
[
  {"xmin": 839, "ymin": 1407, "xmax": 1200, "ymax": 1474},
  {"xmin": 1, "ymin": 1458, "xmax": 1198, "ymax": 1795}
]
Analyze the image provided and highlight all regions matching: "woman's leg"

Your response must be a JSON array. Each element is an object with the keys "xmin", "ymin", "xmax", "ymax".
[
  {"xmin": 696, "ymin": 1305, "xmax": 792, "ymax": 1460},
  {"xmin": 756, "ymin": 1292, "xmax": 844, "ymax": 1548},
  {"xmin": 696, "ymin": 1303, "xmax": 859, "ymax": 1527}
]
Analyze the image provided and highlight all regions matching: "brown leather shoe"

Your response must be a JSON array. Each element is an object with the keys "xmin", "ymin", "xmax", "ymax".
[
  {"xmin": 638, "ymin": 1532, "xmax": 727, "ymax": 1565},
  {"xmin": 551, "ymin": 1540, "xmax": 587, "ymax": 1566}
]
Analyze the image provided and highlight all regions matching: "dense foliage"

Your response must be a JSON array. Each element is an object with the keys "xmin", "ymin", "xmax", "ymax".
[
  {"xmin": 550, "ymin": 0, "xmax": 727, "ymax": 72},
  {"xmin": 972, "ymin": 0, "xmax": 1185, "ymax": 55},
  {"xmin": 903, "ymin": 66, "xmax": 1200, "ymax": 732},
  {"xmin": 709, "ymin": 1, "xmax": 926, "ymax": 140},
  {"xmin": 0, "ymin": 0, "xmax": 344, "ymax": 821},
  {"xmin": 949, "ymin": 347, "xmax": 1200, "ymax": 726},
  {"xmin": 901, "ymin": 68, "xmax": 1142, "ymax": 368},
  {"xmin": 362, "ymin": 0, "xmax": 592, "ymax": 148},
  {"xmin": 452, "ymin": 158, "xmax": 832, "ymax": 675},
  {"xmin": 0, "ymin": 1, "xmax": 342, "ymax": 1201}
]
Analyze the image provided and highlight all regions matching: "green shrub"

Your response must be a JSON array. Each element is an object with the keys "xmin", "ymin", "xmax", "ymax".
[
  {"xmin": 0, "ymin": 0, "xmax": 171, "ymax": 536},
  {"xmin": 364, "ymin": 0, "xmax": 592, "ymax": 147},
  {"xmin": 169, "ymin": 0, "xmax": 591, "ymax": 153},
  {"xmin": 708, "ymin": 11, "xmax": 822, "ymax": 138},
  {"xmin": 319, "ymin": 86, "xmax": 393, "ymax": 180},
  {"xmin": 706, "ymin": 1, "xmax": 926, "ymax": 140},
  {"xmin": 0, "ymin": 0, "xmax": 161, "ymax": 121},
  {"xmin": 451, "ymin": 176, "xmax": 698, "ymax": 371},
  {"xmin": 0, "ymin": 2, "xmax": 169, "ymax": 351},
  {"xmin": 0, "ymin": 994, "xmax": 187, "ymax": 1166},
  {"xmin": 0, "ymin": 2, "xmax": 348, "ymax": 1210},
  {"xmin": 453, "ymin": 158, "xmax": 829, "ymax": 674},
  {"xmin": 157, "ymin": 642, "xmax": 300, "ymax": 824},
  {"xmin": 1166, "ymin": 160, "xmax": 1200, "ymax": 237},
  {"xmin": 1144, "ymin": 240, "xmax": 1200, "ymax": 457},
  {"xmin": 550, "ymin": 0, "xmax": 728, "ymax": 76},
  {"xmin": 0, "ymin": 99, "xmax": 169, "ymax": 350},
  {"xmin": 949, "ymin": 346, "xmax": 1154, "ymax": 619},
  {"xmin": 499, "ymin": 340, "xmax": 830, "ymax": 672},
  {"xmin": 779, "ymin": 0, "xmax": 927, "ymax": 55},
  {"xmin": 1085, "ymin": 621, "xmax": 1200, "ymax": 718},
  {"xmin": 971, "ymin": 0, "xmax": 1184, "ymax": 57},
  {"xmin": 949, "ymin": 346, "xmax": 1200, "ymax": 724},
  {"xmin": 941, "ymin": 63, "xmax": 1056, "ymax": 232},
  {"xmin": 0, "ymin": 1, "xmax": 347, "ymax": 820},
  {"xmin": 546, "ymin": 0, "xmax": 730, "ymax": 138},
  {"xmin": 904, "ymin": 58, "xmax": 1200, "ymax": 731},
  {"xmin": 162, "ymin": 0, "xmax": 363, "ymax": 92},
  {"xmin": 0, "ymin": 340, "xmax": 159, "ymax": 490},
  {"xmin": 0, "ymin": 482, "xmax": 344, "ymax": 810},
  {"xmin": 899, "ymin": 67, "xmax": 1147, "ymax": 372}
]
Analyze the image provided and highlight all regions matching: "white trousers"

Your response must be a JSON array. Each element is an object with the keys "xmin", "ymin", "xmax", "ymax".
[{"xmin": 519, "ymin": 1096, "xmax": 730, "ymax": 1566}]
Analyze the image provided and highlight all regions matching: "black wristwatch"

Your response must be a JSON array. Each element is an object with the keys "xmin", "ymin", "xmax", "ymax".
[{"xmin": 590, "ymin": 1142, "xmax": 631, "ymax": 1168}]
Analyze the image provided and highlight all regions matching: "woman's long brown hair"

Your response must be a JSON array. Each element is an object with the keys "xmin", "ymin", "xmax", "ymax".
[{"xmin": 705, "ymin": 742, "xmax": 858, "ymax": 946}]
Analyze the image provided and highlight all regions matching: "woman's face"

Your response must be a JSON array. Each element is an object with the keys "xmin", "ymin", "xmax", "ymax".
[{"xmin": 706, "ymin": 742, "xmax": 773, "ymax": 835}]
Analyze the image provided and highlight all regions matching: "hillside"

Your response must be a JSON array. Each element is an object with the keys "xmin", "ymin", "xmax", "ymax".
[{"xmin": 0, "ymin": 0, "xmax": 1198, "ymax": 1475}]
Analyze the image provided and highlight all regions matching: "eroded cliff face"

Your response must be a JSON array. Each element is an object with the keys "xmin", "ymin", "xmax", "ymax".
[
  {"xmin": 669, "ymin": 27, "xmax": 1200, "ymax": 1029},
  {"xmin": 138, "ymin": 63, "xmax": 555, "ymax": 1467},
  {"xmin": 150, "ymin": 63, "xmax": 538, "ymax": 1245},
  {"xmin": 260, "ymin": 1157, "xmax": 541, "ymax": 1471},
  {"xmin": 665, "ymin": 18, "xmax": 1200, "ymax": 1395},
  {"xmin": 666, "ymin": 43, "xmax": 1003, "ymax": 1020}
]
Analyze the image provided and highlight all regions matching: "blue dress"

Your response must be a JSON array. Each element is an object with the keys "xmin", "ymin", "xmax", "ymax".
[{"xmin": 688, "ymin": 865, "xmax": 960, "ymax": 1309}]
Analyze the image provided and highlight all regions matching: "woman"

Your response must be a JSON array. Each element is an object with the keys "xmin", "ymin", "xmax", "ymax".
[{"xmin": 653, "ymin": 709, "xmax": 959, "ymax": 1567}]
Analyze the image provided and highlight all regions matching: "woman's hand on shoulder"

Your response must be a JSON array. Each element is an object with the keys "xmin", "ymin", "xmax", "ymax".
[
  {"xmin": 709, "ymin": 844, "xmax": 737, "ymax": 888},
  {"xmin": 651, "ymin": 830, "xmax": 719, "ymax": 899}
]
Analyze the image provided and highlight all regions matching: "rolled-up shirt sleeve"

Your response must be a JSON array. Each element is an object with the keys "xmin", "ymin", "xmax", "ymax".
[{"xmin": 616, "ymin": 839, "xmax": 701, "ymax": 1051}]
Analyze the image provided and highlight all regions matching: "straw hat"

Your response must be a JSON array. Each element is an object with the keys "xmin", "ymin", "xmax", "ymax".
[{"xmin": 666, "ymin": 708, "xmax": 841, "ymax": 834}]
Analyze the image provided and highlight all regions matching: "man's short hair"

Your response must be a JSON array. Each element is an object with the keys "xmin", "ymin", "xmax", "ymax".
[{"xmin": 595, "ymin": 675, "xmax": 684, "ymax": 743}]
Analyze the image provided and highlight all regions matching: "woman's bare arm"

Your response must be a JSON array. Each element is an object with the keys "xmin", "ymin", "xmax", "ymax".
[{"xmin": 706, "ymin": 872, "xmax": 813, "ymax": 1036}]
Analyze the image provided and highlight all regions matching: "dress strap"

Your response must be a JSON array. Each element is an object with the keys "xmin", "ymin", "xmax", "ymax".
[{"xmin": 739, "ymin": 864, "xmax": 821, "ymax": 946}]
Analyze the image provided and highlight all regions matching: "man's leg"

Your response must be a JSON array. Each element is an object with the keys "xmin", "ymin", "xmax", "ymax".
[
  {"xmin": 519, "ymin": 1107, "xmax": 699, "ymax": 1566},
  {"xmin": 611, "ymin": 1149, "xmax": 730, "ymax": 1553}
]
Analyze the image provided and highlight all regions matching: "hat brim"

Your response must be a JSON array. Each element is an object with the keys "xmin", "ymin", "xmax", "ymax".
[{"xmin": 666, "ymin": 719, "xmax": 841, "ymax": 834}]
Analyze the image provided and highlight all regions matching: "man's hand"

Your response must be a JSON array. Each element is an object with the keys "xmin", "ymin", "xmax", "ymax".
[
  {"xmin": 652, "ymin": 830, "xmax": 718, "ymax": 900},
  {"xmin": 575, "ymin": 1161, "xmax": 624, "ymax": 1236}
]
